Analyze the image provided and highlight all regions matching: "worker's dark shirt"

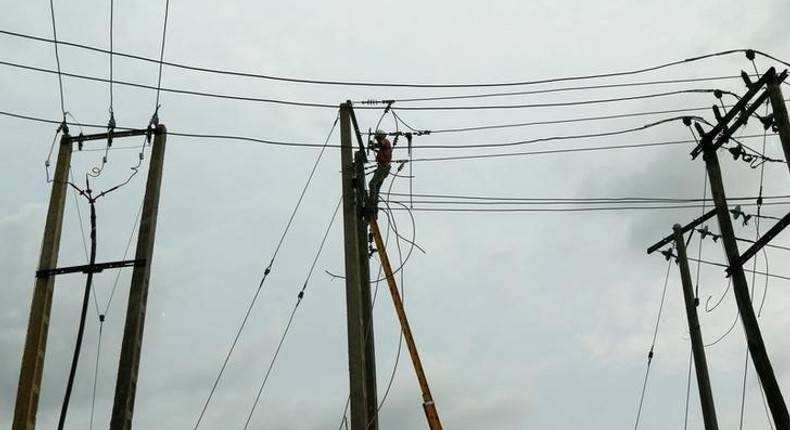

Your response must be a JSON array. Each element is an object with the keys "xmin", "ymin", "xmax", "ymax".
[{"xmin": 376, "ymin": 138, "xmax": 392, "ymax": 164}]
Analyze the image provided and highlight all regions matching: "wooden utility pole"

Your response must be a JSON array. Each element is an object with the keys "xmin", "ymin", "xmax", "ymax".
[
  {"xmin": 13, "ymin": 134, "xmax": 73, "ymax": 430},
  {"xmin": 671, "ymin": 225, "xmax": 718, "ymax": 430},
  {"xmin": 339, "ymin": 104, "xmax": 378, "ymax": 430},
  {"xmin": 702, "ymin": 145, "xmax": 790, "ymax": 428},
  {"xmin": 110, "ymin": 124, "xmax": 167, "ymax": 430}
]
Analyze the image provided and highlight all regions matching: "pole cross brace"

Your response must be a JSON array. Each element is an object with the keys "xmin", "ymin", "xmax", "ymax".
[
  {"xmin": 36, "ymin": 259, "xmax": 145, "ymax": 278},
  {"xmin": 727, "ymin": 210, "xmax": 790, "ymax": 275},
  {"xmin": 64, "ymin": 128, "xmax": 162, "ymax": 145}
]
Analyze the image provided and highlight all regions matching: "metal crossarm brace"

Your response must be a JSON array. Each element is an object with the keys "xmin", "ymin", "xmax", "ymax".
[
  {"xmin": 64, "ymin": 128, "xmax": 160, "ymax": 144},
  {"xmin": 36, "ymin": 259, "xmax": 144, "ymax": 278}
]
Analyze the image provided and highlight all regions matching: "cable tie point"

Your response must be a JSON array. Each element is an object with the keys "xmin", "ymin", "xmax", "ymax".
[{"xmin": 745, "ymin": 49, "xmax": 756, "ymax": 61}]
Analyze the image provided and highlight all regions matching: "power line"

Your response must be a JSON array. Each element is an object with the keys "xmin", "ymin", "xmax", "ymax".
[
  {"xmin": 46, "ymin": 0, "xmax": 65, "ymax": 117},
  {"xmin": 153, "ymin": 0, "xmax": 171, "ymax": 114},
  {"xmin": 242, "ymin": 197, "xmax": 342, "ymax": 429},
  {"xmin": 403, "ymin": 133, "xmax": 779, "ymax": 163},
  {"xmin": 387, "ymin": 201, "xmax": 790, "ymax": 213},
  {"xmin": 372, "ymin": 76, "xmax": 743, "ymax": 104},
  {"xmin": 0, "ymin": 60, "xmax": 339, "ymax": 109},
  {"xmin": 3, "ymin": 109, "xmax": 785, "ymax": 162},
  {"xmin": 193, "ymin": 116, "xmax": 338, "ymax": 430},
  {"xmin": 633, "ymin": 259, "xmax": 673, "ymax": 430},
  {"xmin": 382, "ymin": 89, "xmax": 732, "ymax": 111},
  {"xmin": 387, "ymin": 192, "xmax": 790, "ymax": 204},
  {"xmin": 0, "ymin": 59, "xmax": 747, "ymax": 112},
  {"xmin": 409, "ymin": 116, "xmax": 705, "ymax": 149},
  {"xmin": 1, "ymin": 31, "xmax": 770, "ymax": 88},
  {"xmin": 427, "ymin": 106, "xmax": 714, "ymax": 134}
]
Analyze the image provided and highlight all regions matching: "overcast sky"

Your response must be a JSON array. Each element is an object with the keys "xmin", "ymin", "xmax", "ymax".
[{"xmin": 3, "ymin": 1, "xmax": 790, "ymax": 430}]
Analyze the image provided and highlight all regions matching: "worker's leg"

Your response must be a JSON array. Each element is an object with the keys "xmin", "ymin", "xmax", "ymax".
[{"xmin": 368, "ymin": 164, "xmax": 391, "ymax": 208}]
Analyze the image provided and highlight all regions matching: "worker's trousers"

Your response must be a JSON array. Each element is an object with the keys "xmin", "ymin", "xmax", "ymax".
[{"xmin": 368, "ymin": 163, "xmax": 391, "ymax": 208}]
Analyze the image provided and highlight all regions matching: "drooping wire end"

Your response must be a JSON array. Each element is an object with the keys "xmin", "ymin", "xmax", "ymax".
[
  {"xmin": 57, "ymin": 114, "xmax": 69, "ymax": 136},
  {"xmin": 146, "ymin": 105, "xmax": 161, "ymax": 144},
  {"xmin": 107, "ymin": 109, "xmax": 116, "ymax": 147}
]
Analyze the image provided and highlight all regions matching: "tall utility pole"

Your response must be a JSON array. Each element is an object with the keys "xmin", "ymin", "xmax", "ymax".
[
  {"xmin": 110, "ymin": 124, "xmax": 167, "ymax": 430},
  {"xmin": 339, "ymin": 103, "xmax": 378, "ymax": 430},
  {"xmin": 684, "ymin": 66, "xmax": 790, "ymax": 429},
  {"xmin": 702, "ymin": 141, "xmax": 790, "ymax": 428},
  {"xmin": 13, "ymin": 133, "xmax": 73, "ymax": 430},
  {"xmin": 672, "ymin": 225, "xmax": 718, "ymax": 430}
]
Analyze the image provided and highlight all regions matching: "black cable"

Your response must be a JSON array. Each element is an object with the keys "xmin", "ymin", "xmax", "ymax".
[
  {"xmin": 378, "ymin": 89, "xmax": 728, "ymax": 111},
  {"xmin": 45, "ymin": 1, "xmax": 65, "ymax": 116},
  {"xmin": 68, "ymin": 167, "xmax": 101, "ymax": 317},
  {"xmin": 57, "ymin": 196, "xmax": 97, "ymax": 430},
  {"xmin": 108, "ymin": 0, "xmax": 114, "ymax": 113},
  {"xmin": 739, "ymin": 348, "xmax": 750, "ymax": 430},
  {"xmin": 428, "ymin": 106, "xmax": 713, "ymax": 134},
  {"xmin": 242, "ymin": 196, "xmax": 342, "ymax": 429},
  {"xmin": 633, "ymin": 259, "xmax": 673, "ymax": 430},
  {"xmin": 401, "ymin": 116, "xmax": 706, "ymax": 150},
  {"xmin": 0, "ymin": 31, "xmax": 764, "ymax": 88},
  {"xmin": 388, "ymin": 191, "xmax": 790, "ymax": 204},
  {"xmin": 682, "ymin": 346, "xmax": 693, "ymax": 430},
  {"xmin": 387, "ymin": 200, "xmax": 790, "ymax": 213},
  {"xmin": 193, "ymin": 116, "xmax": 338, "ymax": 430},
  {"xmin": 404, "ymin": 133, "xmax": 778, "ymax": 163},
  {"xmin": 154, "ymin": 0, "xmax": 171, "ymax": 110},
  {"xmin": 3, "ymin": 109, "xmax": 787, "ymax": 165},
  {"xmin": 658, "ymin": 253, "xmax": 790, "ymax": 283},
  {"xmin": 379, "ymin": 76, "xmax": 744, "ymax": 104},
  {"xmin": 0, "ymin": 60, "xmax": 746, "ymax": 113},
  {"xmin": 0, "ymin": 60, "xmax": 340, "ymax": 109}
]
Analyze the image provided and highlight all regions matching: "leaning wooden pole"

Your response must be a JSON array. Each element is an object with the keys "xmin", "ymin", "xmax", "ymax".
[{"xmin": 702, "ymin": 145, "xmax": 790, "ymax": 429}]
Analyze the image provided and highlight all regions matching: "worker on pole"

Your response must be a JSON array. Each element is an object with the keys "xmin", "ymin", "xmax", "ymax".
[{"xmin": 368, "ymin": 129, "xmax": 392, "ymax": 216}]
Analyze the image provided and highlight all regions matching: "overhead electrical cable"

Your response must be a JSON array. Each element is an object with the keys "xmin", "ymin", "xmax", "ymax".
[
  {"xmin": 242, "ymin": 197, "xmax": 342, "ymax": 430},
  {"xmin": 384, "ymin": 89, "xmax": 734, "ymax": 111},
  {"xmin": 57, "ymin": 195, "xmax": 98, "ymax": 430},
  {"xmin": 0, "ymin": 60, "xmax": 339, "ymax": 109},
  {"xmin": 2, "ymin": 110, "xmax": 785, "ymax": 161},
  {"xmin": 655, "ymin": 253, "xmax": 790, "ymax": 283},
  {"xmin": 388, "ymin": 200, "xmax": 790, "ymax": 213},
  {"xmin": 398, "ymin": 116, "xmax": 709, "ymax": 149},
  {"xmin": 154, "ymin": 0, "xmax": 171, "ymax": 112},
  {"xmin": 374, "ymin": 76, "xmax": 744, "ymax": 104},
  {"xmin": 633, "ymin": 259, "xmax": 673, "ymax": 430},
  {"xmin": 0, "ymin": 31, "xmax": 773, "ymax": 88},
  {"xmin": 193, "ymin": 116, "xmax": 338, "ymax": 430},
  {"xmin": 0, "ymin": 59, "xmax": 748, "ymax": 112},
  {"xmin": 45, "ymin": 1, "xmax": 66, "ymax": 117}
]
